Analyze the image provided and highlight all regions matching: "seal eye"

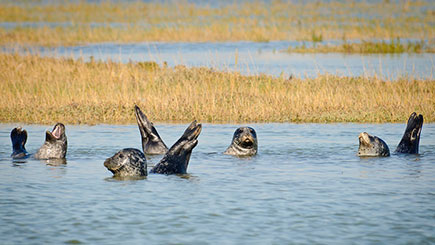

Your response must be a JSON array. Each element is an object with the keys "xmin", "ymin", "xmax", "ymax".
[{"xmin": 119, "ymin": 154, "xmax": 124, "ymax": 159}]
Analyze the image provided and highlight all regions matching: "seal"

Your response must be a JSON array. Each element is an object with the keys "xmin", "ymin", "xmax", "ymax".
[
  {"xmin": 34, "ymin": 123, "xmax": 68, "ymax": 159},
  {"xmin": 357, "ymin": 132, "xmax": 390, "ymax": 157},
  {"xmin": 104, "ymin": 148, "xmax": 147, "ymax": 177},
  {"xmin": 395, "ymin": 112, "xmax": 423, "ymax": 154},
  {"xmin": 150, "ymin": 120, "xmax": 202, "ymax": 175},
  {"xmin": 134, "ymin": 105, "xmax": 168, "ymax": 155},
  {"xmin": 10, "ymin": 127, "xmax": 28, "ymax": 159},
  {"xmin": 224, "ymin": 127, "xmax": 258, "ymax": 156}
]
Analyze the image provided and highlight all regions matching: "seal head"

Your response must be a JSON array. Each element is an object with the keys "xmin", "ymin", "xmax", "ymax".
[
  {"xmin": 34, "ymin": 123, "xmax": 67, "ymax": 159},
  {"xmin": 358, "ymin": 132, "xmax": 390, "ymax": 157},
  {"xmin": 104, "ymin": 148, "xmax": 147, "ymax": 177},
  {"xmin": 150, "ymin": 120, "xmax": 202, "ymax": 175},
  {"xmin": 395, "ymin": 112, "xmax": 423, "ymax": 154},
  {"xmin": 134, "ymin": 105, "xmax": 168, "ymax": 155},
  {"xmin": 224, "ymin": 127, "xmax": 258, "ymax": 156},
  {"xmin": 10, "ymin": 127, "xmax": 28, "ymax": 159}
]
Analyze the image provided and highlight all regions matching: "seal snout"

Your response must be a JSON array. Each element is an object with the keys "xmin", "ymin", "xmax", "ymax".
[
  {"xmin": 358, "ymin": 132, "xmax": 371, "ymax": 146},
  {"xmin": 104, "ymin": 157, "xmax": 120, "ymax": 173},
  {"xmin": 241, "ymin": 135, "xmax": 254, "ymax": 147}
]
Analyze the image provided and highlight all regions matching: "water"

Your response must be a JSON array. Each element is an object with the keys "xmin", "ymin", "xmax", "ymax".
[
  {"xmin": 6, "ymin": 41, "xmax": 434, "ymax": 79},
  {"xmin": 0, "ymin": 123, "xmax": 434, "ymax": 244}
]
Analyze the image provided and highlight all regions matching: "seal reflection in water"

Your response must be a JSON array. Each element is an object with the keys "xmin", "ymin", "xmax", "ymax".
[
  {"xmin": 150, "ymin": 120, "xmax": 202, "ymax": 175},
  {"xmin": 10, "ymin": 123, "xmax": 67, "ymax": 159},
  {"xmin": 104, "ymin": 148, "xmax": 147, "ymax": 177},
  {"xmin": 134, "ymin": 105, "xmax": 168, "ymax": 155},
  {"xmin": 358, "ymin": 112, "xmax": 423, "ymax": 157},
  {"xmin": 224, "ymin": 127, "xmax": 258, "ymax": 156}
]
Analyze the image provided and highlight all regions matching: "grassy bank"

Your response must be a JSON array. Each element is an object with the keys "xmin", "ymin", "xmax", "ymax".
[
  {"xmin": 0, "ymin": 53, "xmax": 434, "ymax": 124},
  {"xmin": 0, "ymin": 1, "xmax": 433, "ymax": 46},
  {"xmin": 287, "ymin": 39, "xmax": 435, "ymax": 54}
]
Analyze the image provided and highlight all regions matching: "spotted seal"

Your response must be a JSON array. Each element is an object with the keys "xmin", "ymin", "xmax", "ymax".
[
  {"xmin": 34, "ymin": 123, "xmax": 67, "ymax": 159},
  {"xmin": 358, "ymin": 112, "xmax": 423, "ymax": 157},
  {"xmin": 395, "ymin": 112, "xmax": 423, "ymax": 154},
  {"xmin": 150, "ymin": 120, "xmax": 202, "ymax": 175},
  {"xmin": 357, "ymin": 132, "xmax": 390, "ymax": 157},
  {"xmin": 10, "ymin": 127, "xmax": 28, "ymax": 159},
  {"xmin": 104, "ymin": 148, "xmax": 147, "ymax": 177},
  {"xmin": 134, "ymin": 105, "xmax": 168, "ymax": 155},
  {"xmin": 224, "ymin": 127, "xmax": 258, "ymax": 156},
  {"xmin": 10, "ymin": 123, "xmax": 67, "ymax": 159}
]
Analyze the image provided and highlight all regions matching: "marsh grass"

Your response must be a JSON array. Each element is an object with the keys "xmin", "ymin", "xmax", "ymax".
[
  {"xmin": 0, "ymin": 53, "xmax": 433, "ymax": 124},
  {"xmin": 0, "ymin": 1, "xmax": 433, "ymax": 46},
  {"xmin": 287, "ymin": 39, "xmax": 434, "ymax": 54}
]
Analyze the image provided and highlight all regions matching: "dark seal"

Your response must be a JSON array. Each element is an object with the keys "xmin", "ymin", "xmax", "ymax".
[
  {"xmin": 104, "ymin": 148, "xmax": 147, "ymax": 177},
  {"xmin": 10, "ymin": 123, "xmax": 67, "ymax": 160},
  {"xmin": 134, "ymin": 105, "xmax": 168, "ymax": 155},
  {"xmin": 34, "ymin": 123, "xmax": 68, "ymax": 159},
  {"xmin": 150, "ymin": 120, "xmax": 202, "ymax": 175},
  {"xmin": 224, "ymin": 127, "xmax": 258, "ymax": 156},
  {"xmin": 357, "ymin": 132, "xmax": 390, "ymax": 157},
  {"xmin": 395, "ymin": 112, "xmax": 423, "ymax": 154},
  {"xmin": 10, "ymin": 127, "xmax": 28, "ymax": 159}
]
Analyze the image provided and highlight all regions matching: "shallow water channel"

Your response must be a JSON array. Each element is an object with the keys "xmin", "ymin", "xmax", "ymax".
[
  {"xmin": 11, "ymin": 41, "xmax": 435, "ymax": 79},
  {"xmin": 0, "ymin": 123, "xmax": 434, "ymax": 244}
]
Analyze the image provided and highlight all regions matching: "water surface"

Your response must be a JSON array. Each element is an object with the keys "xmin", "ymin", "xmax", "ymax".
[
  {"xmin": 0, "ymin": 123, "xmax": 434, "ymax": 244},
  {"xmin": 5, "ymin": 41, "xmax": 434, "ymax": 79}
]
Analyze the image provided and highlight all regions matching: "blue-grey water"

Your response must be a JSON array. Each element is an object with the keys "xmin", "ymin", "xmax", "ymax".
[
  {"xmin": 5, "ymin": 41, "xmax": 434, "ymax": 79},
  {"xmin": 0, "ymin": 123, "xmax": 434, "ymax": 244}
]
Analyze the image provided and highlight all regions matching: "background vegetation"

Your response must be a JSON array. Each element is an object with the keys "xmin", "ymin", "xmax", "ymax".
[
  {"xmin": 0, "ymin": 1, "xmax": 433, "ymax": 46},
  {"xmin": 1, "ymin": 53, "xmax": 433, "ymax": 124}
]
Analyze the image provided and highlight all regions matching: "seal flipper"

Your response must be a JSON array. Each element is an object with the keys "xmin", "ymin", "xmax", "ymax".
[
  {"xmin": 150, "ymin": 120, "xmax": 201, "ymax": 175},
  {"xmin": 10, "ymin": 127, "xmax": 28, "ymax": 159},
  {"xmin": 134, "ymin": 105, "xmax": 168, "ymax": 155},
  {"xmin": 395, "ymin": 112, "xmax": 423, "ymax": 154}
]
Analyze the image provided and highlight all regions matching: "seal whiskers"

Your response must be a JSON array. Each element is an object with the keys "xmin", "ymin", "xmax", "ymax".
[{"xmin": 224, "ymin": 127, "xmax": 258, "ymax": 156}]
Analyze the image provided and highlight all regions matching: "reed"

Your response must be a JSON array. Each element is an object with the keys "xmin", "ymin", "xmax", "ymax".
[
  {"xmin": 0, "ymin": 1, "xmax": 433, "ymax": 46},
  {"xmin": 287, "ymin": 39, "xmax": 434, "ymax": 53},
  {"xmin": 0, "ymin": 53, "xmax": 433, "ymax": 124}
]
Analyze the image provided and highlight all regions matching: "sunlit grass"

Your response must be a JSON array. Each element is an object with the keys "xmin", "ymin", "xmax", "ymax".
[
  {"xmin": 287, "ymin": 39, "xmax": 435, "ymax": 53},
  {"xmin": 0, "ymin": 53, "xmax": 433, "ymax": 124},
  {"xmin": 0, "ymin": 1, "xmax": 433, "ymax": 46}
]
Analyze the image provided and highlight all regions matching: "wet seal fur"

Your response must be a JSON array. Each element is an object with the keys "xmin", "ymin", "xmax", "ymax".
[
  {"xmin": 358, "ymin": 112, "xmax": 423, "ymax": 157},
  {"xmin": 150, "ymin": 120, "xmax": 202, "ymax": 175},
  {"xmin": 358, "ymin": 132, "xmax": 390, "ymax": 157},
  {"xmin": 34, "ymin": 123, "xmax": 67, "ymax": 159},
  {"xmin": 10, "ymin": 127, "xmax": 28, "ymax": 159},
  {"xmin": 395, "ymin": 112, "xmax": 423, "ymax": 154},
  {"xmin": 224, "ymin": 127, "xmax": 258, "ymax": 156},
  {"xmin": 10, "ymin": 123, "xmax": 67, "ymax": 159},
  {"xmin": 134, "ymin": 105, "xmax": 168, "ymax": 155},
  {"xmin": 104, "ymin": 148, "xmax": 147, "ymax": 177}
]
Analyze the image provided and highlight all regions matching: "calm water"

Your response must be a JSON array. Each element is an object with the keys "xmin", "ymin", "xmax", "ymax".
[
  {"xmin": 0, "ymin": 123, "xmax": 434, "ymax": 244},
  {"xmin": 6, "ymin": 41, "xmax": 434, "ymax": 79}
]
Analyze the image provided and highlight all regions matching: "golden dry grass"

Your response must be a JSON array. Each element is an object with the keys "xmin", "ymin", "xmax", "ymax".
[
  {"xmin": 0, "ymin": 1, "xmax": 433, "ymax": 46},
  {"xmin": 0, "ymin": 53, "xmax": 434, "ymax": 124}
]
